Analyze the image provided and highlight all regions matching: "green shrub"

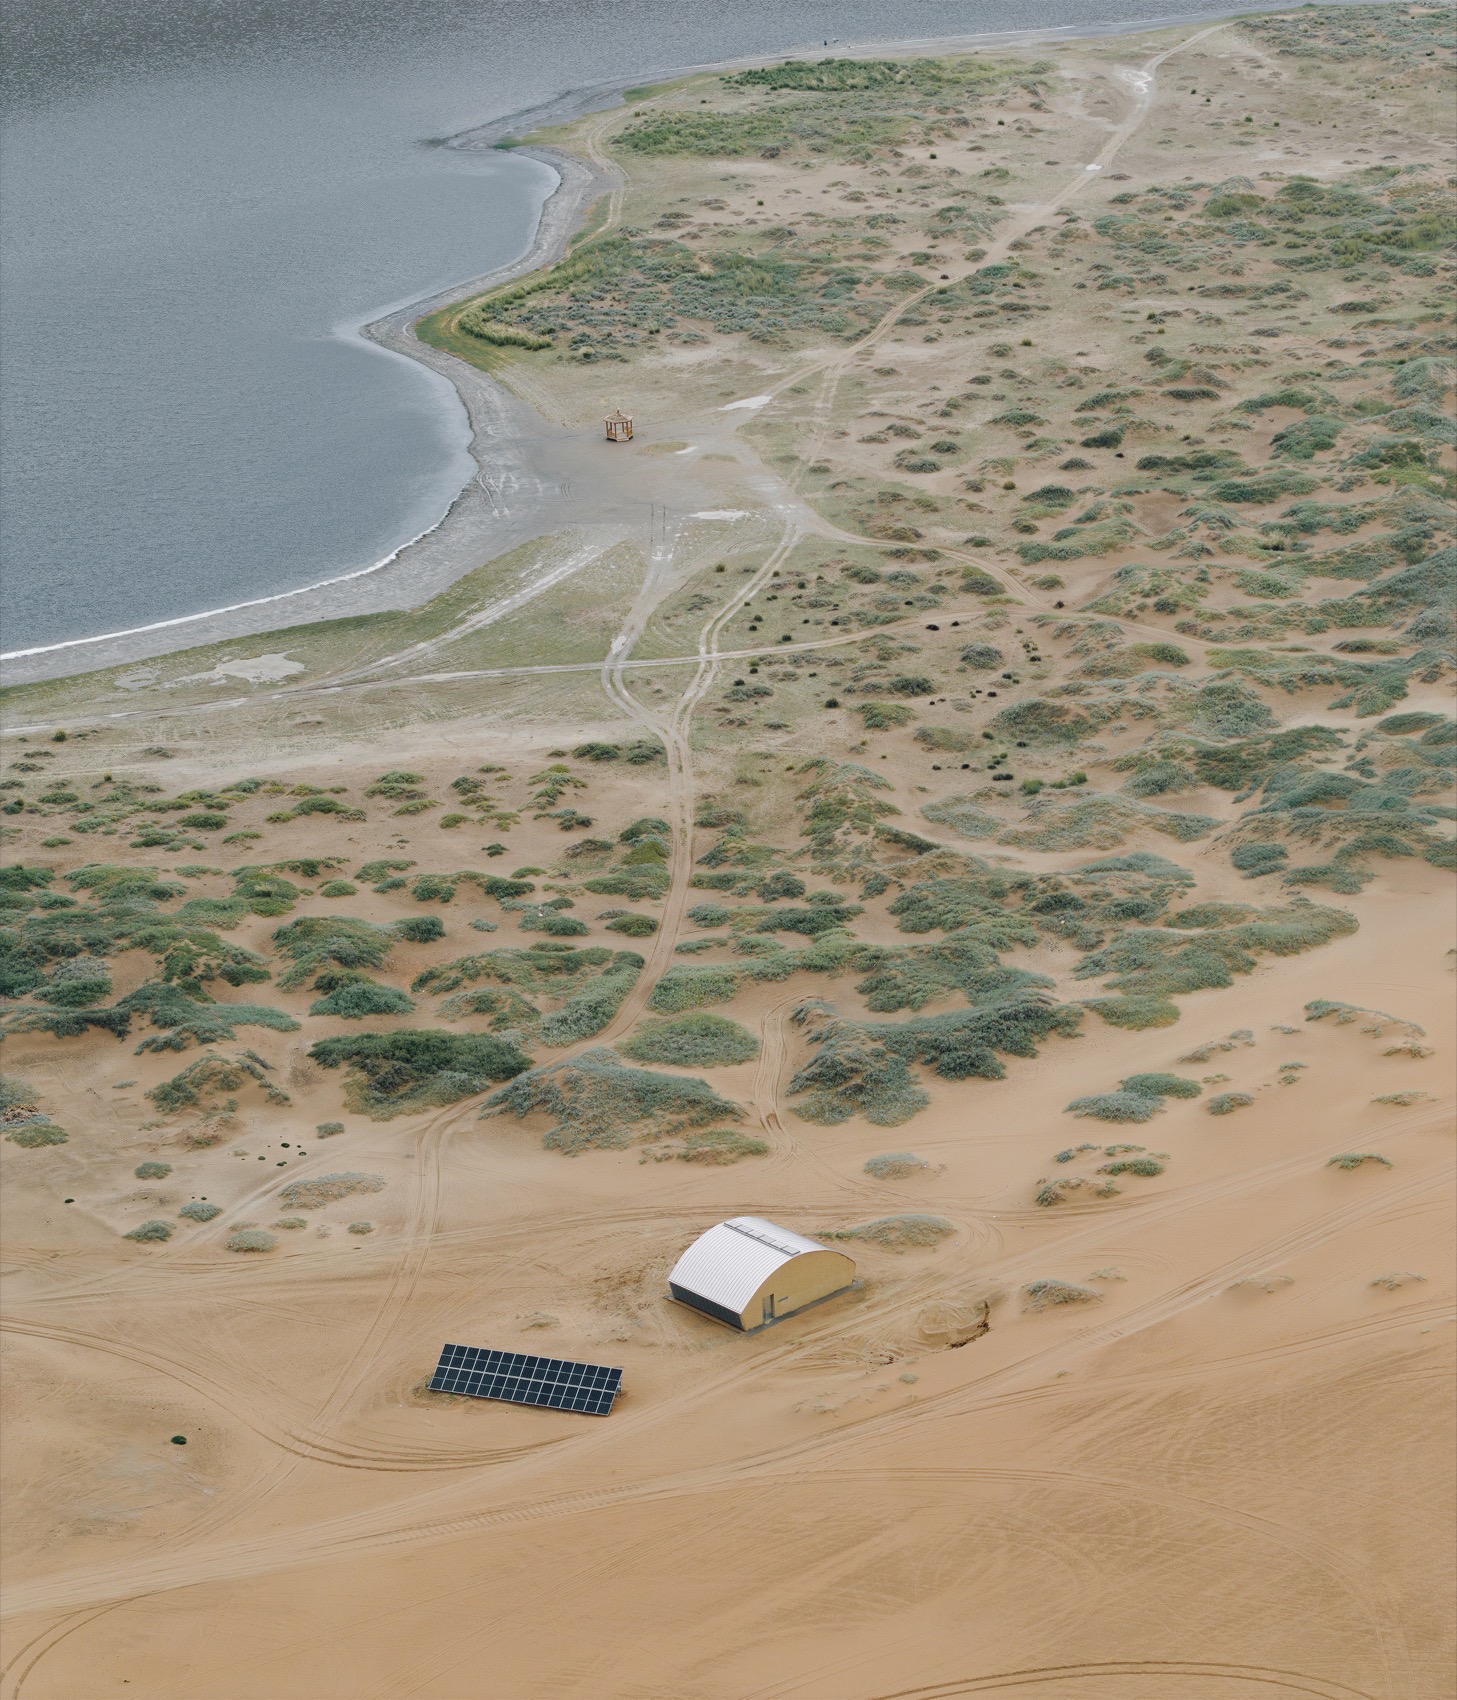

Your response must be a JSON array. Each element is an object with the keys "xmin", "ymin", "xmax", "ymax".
[
  {"xmin": 536, "ymin": 956, "xmax": 643, "ymax": 1046},
  {"xmin": 920, "ymin": 796, "xmax": 1000, "ymax": 839},
  {"xmin": 1074, "ymin": 902, "xmax": 1358, "ymax": 1004},
  {"xmin": 135, "ymin": 1161, "xmax": 172, "ymax": 1179},
  {"xmin": 1022, "ymin": 1279, "xmax": 1101, "ymax": 1310},
  {"xmin": 278, "ymin": 1172, "xmax": 385, "ymax": 1208},
  {"xmin": 394, "ymin": 915, "xmax": 446, "ymax": 943},
  {"xmin": 274, "ymin": 1216, "xmax": 307, "ymax": 1229},
  {"xmin": 484, "ymin": 1048, "xmax": 742, "ymax": 1155},
  {"xmin": 272, "ymin": 916, "xmax": 394, "ymax": 988},
  {"xmin": 959, "ymin": 643, "xmax": 1003, "ymax": 669},
  {"xmin": 117, "ymin": 983, "xmax": 299, "ymax": 1052},
  {"xmin": 347, "ymin": 1220, "xmax": 374, "ymax": 1234},
  {"xmin": 605, "ymin": 913, "xmax": 657, "ymax": 937},
  {"xmin": 1083, "ymin": 995, "xmax": 1180, "ymax": 1029},
  {"xmin": 1377, "ymin": 712, "xmax": 1445, "ymax": 735},
  {"xmin": 859, "ymin": 701, "xmax": 916, "ymax": 730},
  {"xmin": 645, "ymin": 1126, "xmax": 768, "ymax": 1165},
  {"xmin": 648, "ymin": 965, "xmax": 742, "ymax": 1012},
  {"xmin": 317, "ymin": 1121, "xmax": 344, "ymax": 1136},
  {"xmin": 227, "ymin": 1228, "xmax": 277, "ymax": 1252},
  {"xmin": 1208, "ymin": 1092, "xmax": 1255, "ymax": 1115},
  {"xmin": 309, "ymin": 1030, "xmax": 530, "ymax": 1117},
  {"xmin": 1231, "ymin": 843, "xmax": 1288, "ymax": 877},
  {"xmin": 1065, "ymin": 1090, "xmax": 1164, "ymax": 1123},
  {"xmin": 1327, "ymin": 1152, "xmax": 1391, "ymax": 1170},
  {"xmin": 823, "ymin": 1214, "xmax": 952, "ymax": 1250},
  {"xmin": 308, "ymin": 978, "xmax": 416, "ymax": 1019},
  {"xmin": 1120, "ymin": 1072, "xmax": 1200, "ymax": 1099},
  {"xmin": 863, "ymin": 1152, "xmax": 930, "ymax": 1179},
  {"xmin": 125, "ymin": 1220, "xmax": 174, "ymax": 1243},
  {"xmin": 986, "ymin": 699, "xmax": 1095, "ymax": 745},
  {"xmin": 6, "ymin": 1123, "xmax": 68, "ymax": 1147},
  {"xmin": 179, "ymin": 1202, "xmax": 222, "ymax": 1222},
  {"xmin": 915, "ymin": 726, "xmax": 978, "ymax": 753},
  {"xmin": 583, "ymin": 866, "xmax": 670, "ymax": 899},
  {"xmin": 40, "ymin": 959, "xmax": 113, "ymax": 1008},
  {"xmin": 1133, "ymin": 642, "xmax": 1190, "ymax": 667},
  {"xmin": 319, "ymin": 880, "xmax": 358, "ymax": 897},
  {"xmin": 618, "ymin": 1013, "xmax": 759, "ymax": 1068},
  {"xmin": 147, "ymin": 1051, "xmax": 288, "ymax": 1113}
]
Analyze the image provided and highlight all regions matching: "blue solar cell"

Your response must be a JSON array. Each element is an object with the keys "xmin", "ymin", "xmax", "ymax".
[{"xmin": 427, "ymin": 1344, "xmax": 622, "ymax": 1415}]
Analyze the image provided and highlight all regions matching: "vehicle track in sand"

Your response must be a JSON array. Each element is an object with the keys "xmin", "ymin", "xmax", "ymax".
[
  {"xmin": 823, "ymin": 1661, "xmax": 1378, "ymax": 1700},
  {"xmin": 8, "ymin": 1127, "xmax": 1446, "ymax": 1626}
]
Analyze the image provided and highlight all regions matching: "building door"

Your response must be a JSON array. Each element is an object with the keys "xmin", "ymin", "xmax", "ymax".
[{"xmin": 762, "ymin": 1293, "xmax": 775, "ymax": 1324}]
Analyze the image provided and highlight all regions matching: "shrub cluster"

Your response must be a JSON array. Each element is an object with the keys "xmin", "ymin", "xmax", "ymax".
[
  {"xmin": 309, "ymin": 1031, "xmax": 530, "ymax": 1117},
  {"xmin": 483, "ymin": 1048, "xmax": 742, "ymax": 1155}
]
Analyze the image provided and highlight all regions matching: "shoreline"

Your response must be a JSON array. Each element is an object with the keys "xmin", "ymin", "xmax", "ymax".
[{"xmin": 0, "ymin": 0, "xmax": 1378, "ymax": 690}]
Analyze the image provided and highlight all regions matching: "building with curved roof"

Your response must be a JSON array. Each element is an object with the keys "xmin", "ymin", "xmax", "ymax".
[{"xmin": 667, "ymin": 1216, "xmax": 855, "ymax": 1331}]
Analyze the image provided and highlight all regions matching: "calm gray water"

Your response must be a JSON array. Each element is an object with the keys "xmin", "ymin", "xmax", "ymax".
[{"xmin": 2, "ymin": 0, "xmax": 1251, "ymax": 654}]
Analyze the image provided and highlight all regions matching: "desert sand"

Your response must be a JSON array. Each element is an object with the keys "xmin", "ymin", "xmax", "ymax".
[{"xmin": 1, "ymin": 7, "xmax": 1454, "ymax": 1697}]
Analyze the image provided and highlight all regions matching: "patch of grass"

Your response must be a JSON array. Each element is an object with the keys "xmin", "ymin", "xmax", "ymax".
[
  {"xmin": 1327, "ymin": 1152, "xmax": 1392, "ymax": 1170},
  {"xmin": 959, "ymin": 642, "xmax": 1003, "ymax": 670},
  {"xmin": 1074, "ymin": 902, "xmax": 1358, "ymax": 1008},
  {"xmin": 124, "ymin": 1220, "xmax": 174, "ymax": 1243},
  {"xmin": 483, "ymin": 1048, "xmax": 742, "ymax": 1154},
  {"xmin": 642, "ymin": 1126, "xmax": 768, "ymax": 1165},
  {"xmin": 1068, "ymin": 1071, "xmax": 1197, "ymax": 1120},
  {"xmin": 271, "ymin": 916, "xmax": 395, "ymax": 989},
  {"xmin": 618, "ymin": 1012, "xmax": 759, "ymax": 1067},
  {"xmin": 605, "ymin": 913, "xmax": 657, "ymax": 937},
  {"xmin": 537, "ymin": 954, "xmax": 643, "ymax": 1046},
  {"xmin": 859, "ymin": 701, "xmax": 917, "ymax": 731},
  {"xmin": 111, "ymin": 983, "xmax": 300, "ymax": 1053},
  {"xmin": 863, "ymin": 1152, "xmax": 931, "ymax": 1179},
  {"xmin": 582, "ymin": 865, "xmax": 671, "ymax": 899},
  {"xmin": 1065, "ymin": 1090, "xmax": 1164, "ymax": 1124},
  {"xmin": 648, "ymin": 964, "xmax": 743, "ymax": 1012},
  {"xmin": 277, "ymin": 1172, "xmax": 385, "ymax": 1209},
  {"xmin": 308, "ymin": 977, "xmax": 416, "ymax": 1019},
  {"xmin": 920, "ymin": 797, "xmax": 1000, "ymax": 839},
  {"xmin": 1099, "ymin": 1156, "xmax": 1164, "ymax": 1177},
  {"xmin": 6, "ymin": 1122, "xmax": 68, "ymax": 1147},
  {"xmin": 1120, "ymin": 1072, "xmax": 1200, "ymax": 1099},
  {"xmin": 985, "ymin": 699, "xmax": 1096, "ymax": 745},
  {"xmin": 147, "ymin": 1050, "xmax": 288, "ymax": 1113},
  {"xmin": 822, "ymin": 1214, "xmax": 952, "ymax": 1250},
  {"xmin": 1208, "ymin": 1092, "xmax": 1255, "ymax": 1115},
  {"xmin": 1083, "ymin": 995, "xmax": 1181, "ymax": 1029},
  {"xmin": 1022, "ymin": 1279, "xmax": 1101, "ymax": 1311},
  {"xmin": 134, "ymin": 1161, "xmax": 172, "ymax": 1179},
  {"xmin": 309, "ymin": 1030, "xmax": 531, "ymax": 1117},
  {"xmin": 179, "ymin": 1201, "xmax": 222, "ymax": 1222},
  {"xmin": 226, "ymin": 1228, "xmax": 277, "ymax": 1252}
]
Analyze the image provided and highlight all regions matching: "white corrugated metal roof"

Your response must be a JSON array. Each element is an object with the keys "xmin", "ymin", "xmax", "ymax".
[{"xmin": 668, "ymin": 1216, "xmax": 832, "ymax": 1314}]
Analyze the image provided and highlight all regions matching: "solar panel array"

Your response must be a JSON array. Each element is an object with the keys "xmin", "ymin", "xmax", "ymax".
[{"xmin": 428, "ymin": 1344, "xmax": 622, "ymax": 1416}]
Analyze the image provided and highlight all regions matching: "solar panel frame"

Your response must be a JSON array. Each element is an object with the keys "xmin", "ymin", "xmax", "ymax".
[{"xmin": 428, "ymin": 1344, "xmax": 622, "ymax": 1415}]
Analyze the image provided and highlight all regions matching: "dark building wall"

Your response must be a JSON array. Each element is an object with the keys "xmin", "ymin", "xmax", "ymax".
[{"xmin": 668, "ymin": 1282, "xmax": 745, "ymax": 1330}]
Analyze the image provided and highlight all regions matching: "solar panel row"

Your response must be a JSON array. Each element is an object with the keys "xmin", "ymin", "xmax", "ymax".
[{"xmin": 428, "ymin": 1344, "xmax": 622, "ymax": 1416}]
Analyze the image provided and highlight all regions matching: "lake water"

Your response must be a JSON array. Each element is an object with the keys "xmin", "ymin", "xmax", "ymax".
[{"xmin": 1, "ymin": 0, "xmax": 1247, "ymax": 655}]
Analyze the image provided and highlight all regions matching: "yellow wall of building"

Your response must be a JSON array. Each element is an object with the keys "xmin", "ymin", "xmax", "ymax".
[{"xmin": 738, "ymin": 1249, "xmax": 855, "ymax": 1329}]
